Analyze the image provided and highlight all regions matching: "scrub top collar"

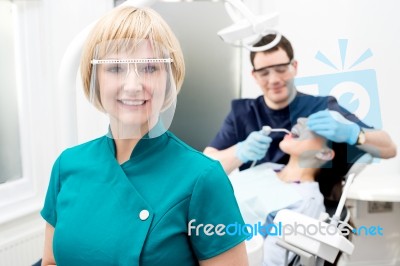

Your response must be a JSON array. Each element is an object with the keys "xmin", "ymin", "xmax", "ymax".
[
  {"xmin": 105, "ymin": 119, "xmax": 168, "ymax": 140},
  {"xmin": 257, "ymin": 96, "xmax": 291, "ymax": 115},
  {"xmin": 256, "ymin": 89, "xmax": 301, "ymax": 115},
  {"xmin": 105, "ymin": 127, "xmax": 169, "ymax": 163}
]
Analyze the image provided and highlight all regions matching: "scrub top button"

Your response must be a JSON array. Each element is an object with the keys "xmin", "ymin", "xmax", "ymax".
[{"xmin": 139, "ymin": 210, "xmax": 149, "ymax": 221}]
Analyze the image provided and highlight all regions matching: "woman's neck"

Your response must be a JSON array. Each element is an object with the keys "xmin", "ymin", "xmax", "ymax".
[
  {"xmin": 114, "ymin": 138, "xmax": 140, "ymax": 164},
  {"xmin": 108, "ymin": 121, "xmax": 149, "ymax": 164},
  {"xmin": 278, "ymin": 157, "xmax": 318, "ymax": 183}
]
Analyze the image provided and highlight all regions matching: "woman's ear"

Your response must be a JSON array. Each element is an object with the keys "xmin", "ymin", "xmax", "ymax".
[{"xmin": 315, "ymin": 148, "xmax": 335, "ymax": 161}]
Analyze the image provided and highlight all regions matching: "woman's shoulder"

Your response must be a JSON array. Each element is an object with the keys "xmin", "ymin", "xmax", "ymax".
[
  {"xmin": 64, "ymin": 135, "xmax": 105, "ymax": 152},
  {"xmin": 165, "ymin": 131, "xmax": 224, "ymax": 171},
  {"xmin": 58, "ymin": 135, "xmax": 108, "ymax": 163},
  {"xmin": 165, "ymin": 132, "xmax": 215, "ymax": 159}
]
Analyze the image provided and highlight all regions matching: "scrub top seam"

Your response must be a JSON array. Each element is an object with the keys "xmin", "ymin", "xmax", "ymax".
[{"xmin": 148, "ymin": 195, "xmax": 191, "ymax": 234}]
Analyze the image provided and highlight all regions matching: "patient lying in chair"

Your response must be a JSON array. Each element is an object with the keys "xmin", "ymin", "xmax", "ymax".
[{"xmin": 229, "ymin": 118, "xmax": 335, "ymax": 266}]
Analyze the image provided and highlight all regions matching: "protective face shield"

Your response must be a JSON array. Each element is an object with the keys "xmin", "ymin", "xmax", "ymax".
[
  {"xmin": 289, "ymin": 118, "xmax": 334, "ymax": 168},
  {"xmin": 90, "ymin": 39, "xmax": 176, "ymax": 139},
  {"xmin": 291, "ymin": 118, "xmax": 316, "ymax": 141}
]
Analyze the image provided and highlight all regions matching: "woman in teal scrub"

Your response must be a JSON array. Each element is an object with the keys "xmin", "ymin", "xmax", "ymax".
[{"xmin": 41, "ymin": 5, "xmax": 248, "ymax": 266}]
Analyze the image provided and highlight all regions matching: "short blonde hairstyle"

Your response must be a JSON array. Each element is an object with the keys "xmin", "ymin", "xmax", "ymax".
[{"xmin": 80, "ymin": 6, "xmax": 185, "ymax": 110}]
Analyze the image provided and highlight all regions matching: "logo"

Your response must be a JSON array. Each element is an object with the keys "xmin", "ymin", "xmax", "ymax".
[
  {"xmin": 187, "ymin": 219, "xmax": 384, "ymax": 240},
  {"xmin": 332, "ymin": 219, "xmax": 384, "ymax": 237},
  {"xmin": 294, "ymin": 39, "xmax": 382, "ymax": 129}
]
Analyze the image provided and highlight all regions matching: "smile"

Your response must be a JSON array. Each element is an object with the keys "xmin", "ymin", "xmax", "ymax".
[{"xmin": 118, "ymin": 99, "xmax": 148, "ymax": 106}]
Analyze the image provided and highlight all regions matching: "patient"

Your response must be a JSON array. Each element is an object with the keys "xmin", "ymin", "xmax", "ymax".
[
  {"xmin": 229, "ymin": 118, "xmax": 335, "ymax": 265},
  {"xmin": 262, "ymin": 117, "xmax": 335, "ymax": 266},
  {"xmin": 230, "ymin": 118, "xmax": 362, "ymax": 265}
]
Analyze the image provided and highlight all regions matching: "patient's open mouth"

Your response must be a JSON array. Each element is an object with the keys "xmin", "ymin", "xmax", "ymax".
[{"xmin": 291, "ymin": 127, "xmax": 300, "ymax": 138}]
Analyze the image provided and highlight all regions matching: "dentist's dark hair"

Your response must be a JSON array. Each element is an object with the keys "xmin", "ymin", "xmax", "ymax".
[{"xmin": 250, "ymin": 34, "xmax": 294, "ymax": 67}]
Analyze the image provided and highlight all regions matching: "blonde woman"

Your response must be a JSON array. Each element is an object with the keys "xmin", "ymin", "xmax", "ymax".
[{"xmin": 41, "ymin": 6, "xmax": 248, "ymax": 266}]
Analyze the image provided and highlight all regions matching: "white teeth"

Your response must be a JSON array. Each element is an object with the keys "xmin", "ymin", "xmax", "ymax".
[{"xmin": 120, "ymin": 100, "xmax": 145, "ymax": 106}]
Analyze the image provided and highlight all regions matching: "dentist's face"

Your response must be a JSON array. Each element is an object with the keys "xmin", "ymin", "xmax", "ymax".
[
  {"xmin": 252, "ymin": 48, "xmax": 297, "ymax": 109},
  {"xmin": 97, "ymin": 41, "xmax": 167, "ymax": 130}
]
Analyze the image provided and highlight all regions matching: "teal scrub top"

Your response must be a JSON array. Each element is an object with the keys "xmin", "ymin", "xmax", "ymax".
[{"xmin": 41, "ymin": 131, "xmax": 247, "ymax": 266}]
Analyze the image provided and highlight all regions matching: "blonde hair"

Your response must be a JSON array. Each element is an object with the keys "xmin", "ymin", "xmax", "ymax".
[{"xmin": 80, "ymin": 6, "xmax": 185, "ymax": 110}]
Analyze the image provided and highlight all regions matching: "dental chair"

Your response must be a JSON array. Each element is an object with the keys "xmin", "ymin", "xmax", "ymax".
[{"xmin": 274, "ymin": 147, "xmax": 373, "ymax": 266}]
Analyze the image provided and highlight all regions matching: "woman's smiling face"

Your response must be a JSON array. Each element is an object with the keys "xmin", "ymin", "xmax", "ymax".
[{"xmin": 97, "ymin": 40, "xmax": 168, "ymax": 135}]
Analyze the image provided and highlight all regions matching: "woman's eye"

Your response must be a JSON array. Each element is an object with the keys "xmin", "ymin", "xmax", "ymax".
[
  {"xmin": 106, "ymin": 64, "xmax": 126, "ymax": 73},
  {"xmin": 140, "ymin": 64, "xmax": 157, "ymax": 74}
]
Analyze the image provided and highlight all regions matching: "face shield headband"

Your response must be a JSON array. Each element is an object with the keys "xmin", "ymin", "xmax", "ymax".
[{"xmin": 89, "ymin": 39, "xmax": 177, "ymax": 139}]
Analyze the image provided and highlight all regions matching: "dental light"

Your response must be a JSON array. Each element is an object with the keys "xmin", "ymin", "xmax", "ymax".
[{"xmin": 217, "ymin": 0, "xmax": 281, "ymax": 52}]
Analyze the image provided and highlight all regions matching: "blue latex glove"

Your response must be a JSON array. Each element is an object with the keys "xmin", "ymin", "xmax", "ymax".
[
  {"xmin": 236, "ymin": 130, "xmax": 272, "ymax": 163},
  {"xmin": 307, "ymin": 110, "xmax": 361, "ymax": 145}
]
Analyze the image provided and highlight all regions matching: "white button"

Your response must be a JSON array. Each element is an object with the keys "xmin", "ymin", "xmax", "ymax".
[{"xmin": 139, "ymin": 210, "xmax": 150, "ymax": 221}]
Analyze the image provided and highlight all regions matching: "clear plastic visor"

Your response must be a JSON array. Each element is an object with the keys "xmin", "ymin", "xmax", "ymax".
[{"xmin": 89, "ymin": 39, "xmax": 177, "ymax": 139}]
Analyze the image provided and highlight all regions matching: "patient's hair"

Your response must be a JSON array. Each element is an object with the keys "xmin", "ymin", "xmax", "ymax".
[
  {"xmin": 316, "ymin": 143, "xmax": 365, "ymax": 200},
  {"xmin": 315, "ymin": 143, "xmax": 363, "ymax": 266}
]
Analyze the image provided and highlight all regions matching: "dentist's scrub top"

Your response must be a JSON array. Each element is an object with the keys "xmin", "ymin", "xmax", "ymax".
[{"xmin": 41, "ymin": 131, "xmax": 247, "ymax": 266}]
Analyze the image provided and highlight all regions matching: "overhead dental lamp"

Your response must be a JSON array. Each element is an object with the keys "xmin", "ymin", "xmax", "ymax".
[{"xmin": 217, "ymin": 0, "xmax": 281, "ymax": 51}]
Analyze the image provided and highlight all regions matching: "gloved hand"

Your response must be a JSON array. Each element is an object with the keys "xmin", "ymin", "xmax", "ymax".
[
  {"xmin": 307, "ymin": 110, "xmax": 361, "ymax": 145},
  {"xmin": 236, "ymin": 130, "xmax": 272, "ymax": 163}
]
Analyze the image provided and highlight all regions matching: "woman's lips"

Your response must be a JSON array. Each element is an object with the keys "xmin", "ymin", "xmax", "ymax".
[
  {"xmin": 283, "ymin": 133, "xmax": 293, "ymax": 140},
  {"xmin": 117, "ymin": 99, "xmax": 150, "ymax": 110},
  {"xmin": 119, "ymin": 99, "xmax": 146, "ymax": 106}
]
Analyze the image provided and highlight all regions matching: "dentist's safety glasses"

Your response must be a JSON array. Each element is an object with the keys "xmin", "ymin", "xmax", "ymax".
[{"xmin": 89, "ymin": 39, "xmax": 176, "ymax": 139}]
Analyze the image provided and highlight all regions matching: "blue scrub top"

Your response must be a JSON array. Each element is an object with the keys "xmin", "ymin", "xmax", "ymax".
[
  {"xmin": 209, "ymin": 92, "xmax": 371, "ymax": 170},
  {"xmin": 41, "ymin": 131, "xmax": 247, "ymax": 266}
]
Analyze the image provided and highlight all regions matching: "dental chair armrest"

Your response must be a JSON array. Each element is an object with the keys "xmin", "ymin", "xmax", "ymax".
[{"xmin": 273, "ymin": 209, "xmax": 354, "ymax": 263}]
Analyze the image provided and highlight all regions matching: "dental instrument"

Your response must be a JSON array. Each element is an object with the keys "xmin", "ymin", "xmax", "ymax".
[
  {"xmin": 262, "ymin": 125, "xmax": 291, "ymax": 135},
  {"xmin": 250, "ymin": 126, "xmax": 290, "ymax": 168}
]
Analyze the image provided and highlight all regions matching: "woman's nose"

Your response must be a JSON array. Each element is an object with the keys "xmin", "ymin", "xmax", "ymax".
[{"xmin": 123, "ymin": 65, "xmax": 142, "ymax": 92}]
